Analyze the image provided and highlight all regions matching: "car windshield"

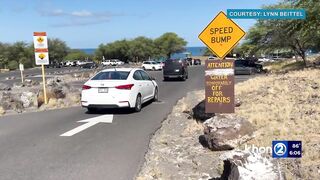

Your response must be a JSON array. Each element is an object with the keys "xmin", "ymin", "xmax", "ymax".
[{"xmin": 91, "ymin": 71, "xmax": 129, "ymax": 80}]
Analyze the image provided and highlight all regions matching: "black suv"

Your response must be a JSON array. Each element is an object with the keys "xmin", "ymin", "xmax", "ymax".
[
  {"xmin": 235, "ymin": 59, "xmax": 263, "ymax": 75},
  {"xmin": 163, "ymin": 59, "xmax": 188, "ymax": 81},
  {"xmin": 235, "ymin": 59, "xmax": 263, "ymax": 74}
]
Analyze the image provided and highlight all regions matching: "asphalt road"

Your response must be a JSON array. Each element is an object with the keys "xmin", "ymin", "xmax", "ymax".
[{"xmin": 0, "ymin": 66, "xmax": 251, "ymax": 180}]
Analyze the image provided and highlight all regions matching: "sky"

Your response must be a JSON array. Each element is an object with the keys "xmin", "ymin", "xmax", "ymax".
[{"xmin": 0, "ymin": 0, "xmax": 279, "ymax": 48}]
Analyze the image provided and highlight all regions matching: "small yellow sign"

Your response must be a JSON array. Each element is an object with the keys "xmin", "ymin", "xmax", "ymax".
[
  {"xmin": 199, "ymin": 11, "xmax": 245, "ymax": 59},
  {"xmin": 37, "ymin": 37, "xmax": 44, "ymax": 44},
  {"xmin": 38, "ymin": 53, "xmax": 46, "ymax": 60}
]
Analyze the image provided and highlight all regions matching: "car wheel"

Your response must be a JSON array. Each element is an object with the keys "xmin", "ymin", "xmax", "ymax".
[
  {"xmin": 152, "ymin": 67, "xmax": 155, "ymax": 71},
  {"xmin": 181, "ymin": 75, "xmax": 186, "ymax": 81},
  {"xmin": 256, "ymin": 68, "xmax": 262, "ymax": 73},
  {"xmin": 143, "ymin": 66, "xmax": 146, "ymax": 70},
  {"xmin": 134, "ymin": 94, "xmax": 142, "ymax": 112},
  {"xmin": 163, "ymin": 77, "xmax": 169, "ymax": 81},
  {"xmin": 153, "ymin": 88, "xmax": 159, "ymax": 102}
]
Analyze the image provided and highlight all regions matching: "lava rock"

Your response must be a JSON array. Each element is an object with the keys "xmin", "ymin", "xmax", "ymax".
[
  {"xmin": 0, "ymin": 83, "xmax": 11, "ymax": 91},
  {"xmin": 214, "ymin": 151, "xmax": 284, "ymax": 180},
  {"xmin": 192, "ymin": 100, "xmax": 215, "ymax": 122},
  {"xmin": 235, "ymin": 98, "xmax": 242, "ymax": 107},
  {"xmin": 202, "ymin": 114, "xmax": 254, "ymax": 151},
  {"xmin": 20, "ymin": 91, "xmax": 38, "ymax": 108},
  {"xmin": 0, "ymin": 92, "xmax": 24, "ymax": 113}
]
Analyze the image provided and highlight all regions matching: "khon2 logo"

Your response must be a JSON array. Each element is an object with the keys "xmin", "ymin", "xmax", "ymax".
[{"xmin": 272, "ymin": 141, "xmax": 302, "ymax": 158}]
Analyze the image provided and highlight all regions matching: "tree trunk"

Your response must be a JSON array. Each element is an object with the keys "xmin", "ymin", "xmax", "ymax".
[
  {"xmin": 301, "ymin": 51, "xmax": 307, "ymax": 67},
  {"xmin": 167, "ymin": 53, "xmax": 171, "ymax": 59},
  {"xmin": 291, "ymin": 39, "xmax": 307, "ymax": 67},
  {"xmin": 295, "ymin": 39, "xmax": 307, "ymax": 67}
]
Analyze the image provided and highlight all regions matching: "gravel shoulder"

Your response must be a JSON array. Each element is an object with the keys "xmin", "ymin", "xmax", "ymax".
[{"xmin": 137, "ymin": 68, "xmax": 320, "ymax": 179}]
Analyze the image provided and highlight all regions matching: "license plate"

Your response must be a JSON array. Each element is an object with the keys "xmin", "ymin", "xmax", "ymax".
[{"xmin": 98, "ymin": 88, "xmax": 108, "ymax": 93}]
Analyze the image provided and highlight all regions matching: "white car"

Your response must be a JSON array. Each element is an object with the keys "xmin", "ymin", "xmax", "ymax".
[
  {"xmin": 81, "ymin": 68, "xmax": 159, "ymax": 112},
  {"xmin": 65, "ymin": 60, "xmax": 75, "ymax": 66},
  {"xmin": 101, "ymin": 60, "xmax": 113, "ymax": 66},
  {"xmin": 258, "ymin": 57, "xmax": 274, "ymax": 63},
  {"xmin": 102, "ymin": 59, "xmax": 124, "ymax": 66},
  {"xmin": 76, "ymin": 60, "xmax": 88, "ymax": 66},
  {"xmin": 111, "ymin": 59, "xmax": 125, "ymax": 66},
  {"xmin": 142, "ymin": 61, "xmax": 162, "ymax": 70}
]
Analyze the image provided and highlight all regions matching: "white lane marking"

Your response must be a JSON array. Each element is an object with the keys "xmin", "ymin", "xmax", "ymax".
[{"xmin": 60, "ymin": 115, "xmax": 113, "ymax": 137}]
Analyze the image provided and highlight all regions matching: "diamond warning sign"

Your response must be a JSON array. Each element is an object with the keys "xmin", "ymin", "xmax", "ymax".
[
  {"xmin": 33, "ymin": 32, "xmax": 48, "ymax": 49},
  {"xmin": 199, "ymin": 11, "xmax": 245, "ymax": 59},
  {"xmin": 35, "ymin": 49, "xmax": 49, "ymax": 65}
]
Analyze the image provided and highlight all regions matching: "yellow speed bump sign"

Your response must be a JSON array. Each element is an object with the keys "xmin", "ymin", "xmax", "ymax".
[{"xmin": 199, "ymin": 11, "xmax": 245, "ymax": 59}]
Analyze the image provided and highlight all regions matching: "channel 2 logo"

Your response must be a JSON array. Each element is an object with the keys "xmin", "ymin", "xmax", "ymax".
[{"xmin": 272, "ymin": 141, "xmax": 302, "ymax": 158}]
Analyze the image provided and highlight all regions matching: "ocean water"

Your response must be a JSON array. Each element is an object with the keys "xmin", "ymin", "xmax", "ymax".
[
  {"xmin": 172, "ymin": 47, "xmax": 207, "ymax": 58},
  {"xmin": 78, "ymin": 47, "xmax": 206, "ymax": 58}
]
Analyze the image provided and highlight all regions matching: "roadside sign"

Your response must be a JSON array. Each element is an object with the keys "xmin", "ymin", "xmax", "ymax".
[
  {"xmin": 205, "ymin": 60, "xmax": 235, "ymax": 113},
  {"xmin": 19, "ymin": 63, "xmax": 24, "ymax": 83},
  {"xmin": 33, "ymin": 32, "xmax": 49, "ymax": 104},
  {"xmin": 19, "ymin": 63, "xmax": 24, "ymax": 71},
  {"xmin": 199, "ymin": 11, "xmax": 245, "ymax": 59},
  {"xmin": 35, "ymin": 49, "xmax": 49, "ymax": 65},
  {"xmin": 33, "ymin": 32, "xmax": 48, "ymax": 49}
]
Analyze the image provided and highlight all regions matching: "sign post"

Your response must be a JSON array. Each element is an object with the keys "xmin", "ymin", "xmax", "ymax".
[
  {"xmin": 33, "ymin": 32, "xmax": 49, "ymax": 105},
  {"xmin": 19, "ymin": 63, "xmax": 24, "ymax": 83},
  {"xmin": 199, "ymin": 11, "xmax": 245, "ymax": 113}
]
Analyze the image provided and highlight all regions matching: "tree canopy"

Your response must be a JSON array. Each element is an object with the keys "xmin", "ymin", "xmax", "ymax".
[
  {"xmin": 0, "ymin": 38, "xmax": 71, "ymax": 70},
  {"xmin": 154, "ymin": 32, "xmax": 187, "ymax": 58},
  {"xmin": 95, "ymin": 32, "xmax": 187, "ymax": 62},
  {"xmin": 48, "ymin": 38, "xmax": 70, "ymax": 61},
  {"xmin": 236, "ymin": 0, "xmax": 320, "ymax": 66}
]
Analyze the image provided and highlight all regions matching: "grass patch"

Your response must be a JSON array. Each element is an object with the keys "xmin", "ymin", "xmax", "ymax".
[{"xmin": 235, "ymin": 69, "xmax": 320, "ymax": 179}]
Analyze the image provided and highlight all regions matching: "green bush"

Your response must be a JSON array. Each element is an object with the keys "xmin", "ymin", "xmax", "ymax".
[
  {"xmin": 7, "ymin": 61, "xmax": 18, "ymax": 70},
  {"xmin": 20, "ymin": 58, "xmax": 35, "ymax": 69}
]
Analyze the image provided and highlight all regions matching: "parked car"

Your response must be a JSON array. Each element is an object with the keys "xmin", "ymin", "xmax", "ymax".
[
  {"xmin": 236, "ymin": 59, "xmax": 263, "ymax": 73},
  {"xmin": 155, "ymin": 61, "xmax": 165, "ymax": 67},
  {"xmin": 65, "ymin": 60, "xmax": 76, "ymax": 66},
  {"xmin": 193, "ymin": 59, "xmax": 201, "ymax": 65},
  {"xmin": 185, "ymin": 58, "xmax": 193, "ymax": 66},
  {"xmin": 257, "ymin": 57, "xmax": 274, "ymax": 63},
  {"xmin": 81, "ymin": 68, "xmax": 159, "ymax": 112},
  {"xmin": 234, "ymin": 60, "xmax": 257, "ymax": 75},
  {"xmin": 208, "ymin": 56, "xmax": 216, "ymax": 60},
  {"xmin": 80, "ymin": 62, "xmax": 98, "ymax": 69},
  {"xmin": 45, "ymin": 61, "xmax": 62, "ymax": 68},
  {"xmin": 163, "ymin": 59, "xmax": 188, "ymax": 81},
  {"xmin": 76, "ymin": 60, "xmax": 88, "ymax": 66},
  {"xmin": 142, "ymin": 61, "xmax": 162, "ymax": 71},
  {"xmin": 101, "ymin": 60, "xmax": 113, "ymax": 66},
  {"xmin": 111, "ymin": 59, "xmax": 125, "ymax": 66}
]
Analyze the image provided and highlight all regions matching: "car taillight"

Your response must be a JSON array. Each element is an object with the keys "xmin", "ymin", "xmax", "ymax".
[
  {"xmin": 115, "ymin": 84, "xmax": 134, "ymax": 90},
  {"xmin": 82, "ymin": 85, "xmax": 91, "ymax": 90}
]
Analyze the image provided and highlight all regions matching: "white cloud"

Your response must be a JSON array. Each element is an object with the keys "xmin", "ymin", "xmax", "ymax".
[
  {"xmin": 40, "ymin": 9, "xmax": 66, "ymax": 16},
  {"xmin": 71, "ymin": 10, "xmax": 92, "ymax": 17},
  {"xmin": 52, "ymin": 18, "xmax": 111, "ymax": 27},
  {"xmin": 39, "ymin": 8, "xmax": 142, "ymax": 27}
]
